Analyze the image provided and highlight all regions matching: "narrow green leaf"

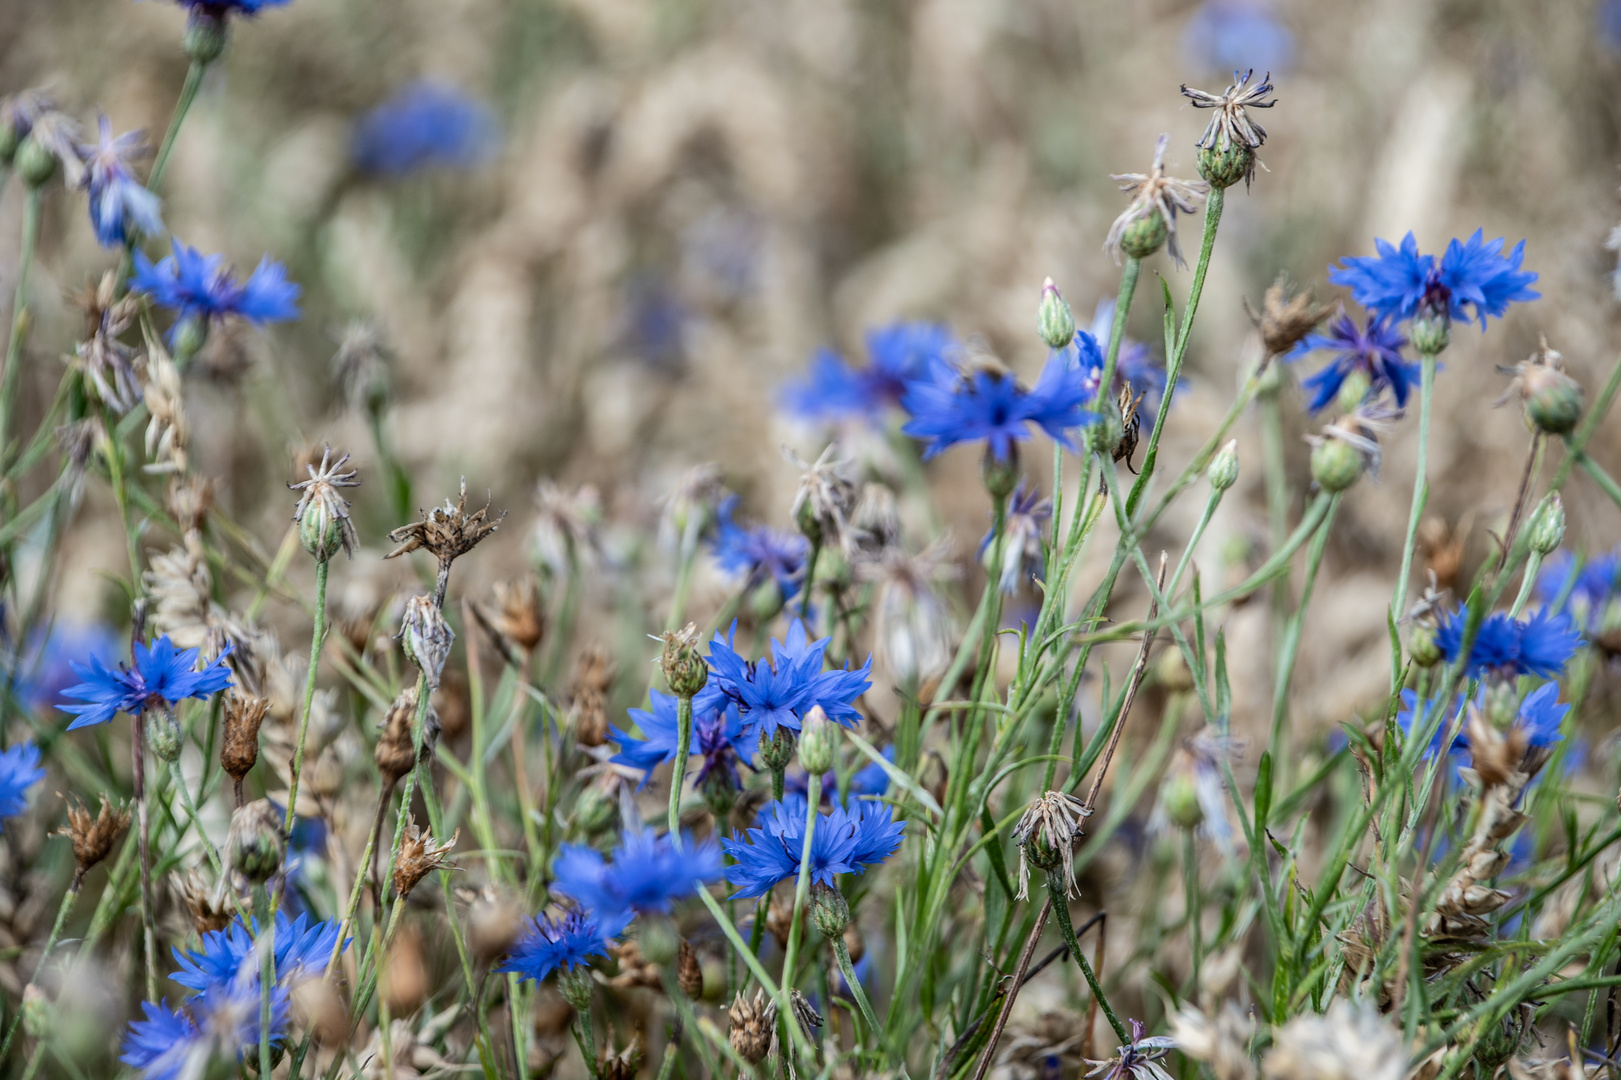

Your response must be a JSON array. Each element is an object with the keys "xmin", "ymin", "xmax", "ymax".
[
  {"xmin": 1255, "ymin": 751, "xmax": 1274, "ymax": 832},
  {"xmin": 848, "ymin": 728, "xmax": 943, "ymax": 819},
  {"xmin": 1214, "ymin": 629, "xmax": 1231, "ymax": 730}
]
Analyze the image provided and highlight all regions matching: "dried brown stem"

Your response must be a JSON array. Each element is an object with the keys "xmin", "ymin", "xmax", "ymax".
[{"xmin": 969, "ymin": 895, "xmax": 1053, "ymax": 1080}]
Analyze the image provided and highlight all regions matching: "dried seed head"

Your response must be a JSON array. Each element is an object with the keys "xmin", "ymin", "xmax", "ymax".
[
  {"xmin": 601, "ymin": 1034, "xmax": 644, "ymax": 1080},
  {"xmin": 729, "ymin": 990, "xmax": 773, "ymax": 1064},
  {"xmin": 788, "ymin": 445, "xmax": 857, "ymax": 549},
  {"xmin": 380, "ymin": 924, "xmax": 429, "ymax": 1017},
  {"xmin": 1251, "ymin": 278, "xmax": 1330, "ymax": 358},
  {"xmin": 227, "ymin": 799, "xmax": 285, "ymax": 885},
  {"xmin": 1181, "ymin": 70, "xmax": 1276, "ymax": 189},
  {"xmin": 657, "ymin": 463, "xmax": 726, "ymax": 550},
  {"xmin": 59, "ymin": 795, "xmax": 130, "ymax": 884},
  {"xmin": 492, "ymin": 577, "xmax": 545, "ymax": 653},
  {"xmin": 676, "ymin": 939, "xmax": 704, "ymax": 1000},
  {"xmin": 850, "ymin": 482, "xmax": 902, "ymax": 555},
  {"xmin": 387, "ymin": 480, "xmax": 503, "ymax": 593},
  {"xmin": 171, "ymin": 867, "xmax": 234, "ymax": 934},
  {"xmin": 142, "ymin": 333, "xmax": 188, "ymax": 475},
  {"xmin": 375, "ymin": 686, "xmax": 429, "ymax": 785},
  {"xmin": 289, "ymin": 446, "xmax": 360, "ymax": 563},
  {"xmin": 571, "ymin": 644, "xmax": 616, "ymax": 746},
  {"xmin": 331, "ymin": 320, "xmax": 392, "ymax": 417},
  {"xmin": 220, "ymin": 694, "xmax": 269, "ymax": 783},
  {"xmin": 1012, "ymin": 790, "xmax": 1093, "ymax": 900},
  {"xmin": 393, "ymin": 817, "xmax": 458, "ymax": 898},
  {"xmin": 1105, "ymin": 135, "xmax": 1210, "ymax": 268},
  {"xmin": 660, "ymin": 622, "xmax": 709, "ymax": 699},
  {"xmin": 858, "ymin": 539, "xmax": 957, "ymax": 692},
  {"xmin": 531, "ymin": 480, "xmax": 603, "ymax": 578},
  {"xmin": 167, "ymin": 475, "xmax": 216, "ymax": 544},
  {"xmin": 72, "ymin": 270, "xmax": 143, "ymax": 414},
  {"xmin": 1305, "ymin": 404, "xmax": 1395, "ymax": 491},
  {"xmin": 399, "ymin": 595, "xmax": 455, "ymax": 689}
]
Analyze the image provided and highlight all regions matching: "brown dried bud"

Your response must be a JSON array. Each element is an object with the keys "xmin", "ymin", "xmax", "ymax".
[
  {"xmin": 400, "ymin": 595, "xmax": 455, "ymax": 689},
  {"xmin": 221, "ymin": 695, "xmax": 269, "ymax": 783},
  {"xmin": 289, "ymin": 446, "xmax": 360, "ymax": 562},
  {"xmin": 59, "ymin": 795, "xmax": 129, "ymax": 885},
  {"xmin": 571, "ymin": 644, "xmax": 615, "ymax": 747},
  {"xmin": 385, "ymin": 480, "xmax": 503, "ymax": 586},
  {"xmin": 607, "ymin": 940, "xmax": 663, "ymax": 990},
  {"xmin": 433, "ymin": 665, "xmax": 470, "ymax": 743},
  {"xmin": 729, "ymin": 989, "xmax": 773, "ymax": 1064},
  {"xmin": 492, "ymin": 578, "xmax": 545, "ymax": 653},
  {"xmin": 1251, "ymin": 279, "xmax": 1330, "ymax": 358},
  {"xmin": 375, "ymin": 687, "xmax": 426, "ymax": 785},
  {"xmin": 601, "ymin": 1034, "xmax": 643, "ymax": 1080},
  {"xmin": 166, "ymin": 475, "xmax": 216, "ymax": 542},
  {"xmin": 227, "ymin": 799, "xmax": 285, "ymax": 884},
  {"xmin": 677, "ymin": 939, "xmax": 703, "ymax": 1000},
  {"xmin": 171, "ymin": 868, "xmax": 235, "ymax": 934},
  {"xmin": 393, "ymin": 816, "xmax": 457, "ymax": 898}
]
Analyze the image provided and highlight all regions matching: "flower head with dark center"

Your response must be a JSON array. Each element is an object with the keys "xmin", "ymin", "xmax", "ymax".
[
  {"xmin": 781, "ymin": 321, "xmax": 957, "ymax": 423},
  {"xmin": 353, "ymin": 81, "xmax": 498, "ymax": 176},
  {"xmin": 901, "ymin": 351, "xmax": 1095, "ymax": 462},
  {"xmin": 708, "ymin": 496, "xmax": 809, "ymax": 600},
  {"xmin": 59, "ymin": 635, "xmax": 234, "ymax": 730},
  {"xmin": 1181, "ymin": 69, "xmax": 1276, "ymax": 151},
  {"xmin": 705, "ymin": 620, "xmax": 872, "ymax": 741},
  {"xmin": 1288, "ymin": 309, "xmax": 1419, "ymax": 412},
  {"xmin": 1104, "ymin": 135, "xmax": 1211, "ymax": 267},
  {"xmin": 0, "ymin": 742, "xmax": 45, "ymax": 822},
  {"xmin": 132, "ymin": 241, "xmax": 301, "ymax": 342},
  {"xmin": 1434, "ymin": 605, "xmax": 1582, "ymax": 681},
  {"xmin": 611, "ymin": 690, "xmax": 758, "ymax": 791},
  {"xmin": 1328, "ymin": 231, "xmax": 1539, "ymax": 330},
  {"xmin": 497, "ymin": 910, "xmax": 613, "ymax": 985},
  {"xmin": 551, "ymin": 827, "xmax": 722, "ymax": 929},
  {"xmin": 721, "ymin": 796, "xmax": 904, "ymax": 899},
  {"xmin": 76, "ymin": 115, "xmax": 162, "ymax": 247}
]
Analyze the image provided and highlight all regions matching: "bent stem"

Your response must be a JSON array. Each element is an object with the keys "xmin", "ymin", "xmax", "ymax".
[
  {"xmin": 832, "ymin": 934, "xmax": 881, "ymax": 1044},
  {"xmin": 147, "ymin": 61, "xmax": 206, "ymax": 195}
]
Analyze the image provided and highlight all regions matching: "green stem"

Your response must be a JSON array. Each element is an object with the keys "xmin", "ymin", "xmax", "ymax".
[
  {"xmin": 1267, "ymin": 495, "xmax": 1340, "ymax": 766},
  {"xmin": 1259, "ymin": 389, "xmax": 1291, "ymax": 661},
  {"xmin": 1510, "ymin": 551, "xmax": 1543, "ymax": 617},
  {"xmin": 1095, "ymin": 258, "xmax": 1142, "ymax": 404},
  {"xmin": 800, "ymin": 536, "xmax": 822, "ymax": 623},
  {"xmin": 1390, "ymin": 352, "xmax": 1438, "ymax": 622},
  {"xmin": 146, "ymin": 61, "xmax": 206, "ymax": 195},
  {"xmin": 1577, "ymin": 451, "xmax": 1621, "ymax": 511},
  {"xmin": 573, "ymin": 1003, "xmax": 600, "ymax": 1079},
  {"xmin": 0, "ymin": 885, "xmax": 77, "ymax": 1061},
  {"xmin": 19, "ymin": 1041, "xmax": 46, "ymax": 1080},
  {"xmin": 669, "ymin": 693, "xmax": 693, "ymax": 841},
  {"xmin": 1183, "ymin": 830, "xmax": 1201, "ymax": 994},
  {"xmin": 1046, "ymin": 868, "xmax": 1127, "ymax": 1044},
  {"xmin": 0, "ymin": 186, "xmax": 42, "ymax": 469},
  {"xmin": 1166, "ymin": 482, "xmax": 1224, "ymax": 600},
  {"xmin": 134, "ymin": 715, "xmax": 158, "ymax": 1003},
  {"xmin": 833, "ymin": 934, "xmax": 881, "ymax": 1044},
  {"xmin": 777, "ymin": 774, "xmax": 821, "ymax": 1060},
  {"xmin": 170, "ymin": 760, "xmax": 225, "ymax": 879},
  {"xmin": 256, "ymin": 882, "xmax": 276, "ymax": 1080},
  {"xmin": 283, "ymin": 558, "xmax": 330, "ymax": 836}
]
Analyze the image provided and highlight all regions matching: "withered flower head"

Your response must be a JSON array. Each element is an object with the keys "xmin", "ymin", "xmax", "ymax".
[
  {"xmin": 1105, "ymin": 135, "xmax": 1210, "ymax": 268},
  {"xmin": 55, "ymin": 418, "xmax": 107, "ymax": 500},
  {"xmin": 601, "ymin": 1033, "xmax": 644, "ymax": 1080},
  {"xmin": 571, "ymin": 644, "xmax": 615, "ymax": 747},
  {"xmin": 387, "ymin": 480, "xmax": 504, "ymax": 600},
  {"xmin": 376, "ymin": 685, "xmax": 435, "ymax": 785},
  {"xmin": 19, "ymin": 110, "xmax": 84, "ymax": 187},
  {"xmin": 400, "ymin": 595, "xmax": 455, "ymax": 689},
  {"xmin": 171, "ymin": 867, "xmax": 235, "ymax": 934},
  {"xmin": 729, "ymin": 989, "xmax": 774, "ymax": 1064},
  {"xmin": 289, "ymin": 445, "xmax": 360, "ymax": 563},
  {"xmin": 491, "ymin": 577, "xmax": 545, "ymax": 654},
  {"xmin": 1085, "ymin": 1019, "xmax": 1176, "ymax": 1080},
  {"xmin": 71, "ymin": 270, "xmax": 144, "ymax": 413},
  {"xmin": 59, "ymin": 795, "xmax": 130, "ymax": 885},
  {"xmin": 1250, "ymin": 277, "xmax": 1330, "ymax": 358},
  {"xmin": 657, "ymin": 463, "xmax": 727, "ymax": 551},
  {"xmin": 849, "ymin": 482, "xmax": 902, "ymax": 554},
  {"xmin": 1182, "ymin": 69, "xmax": 1276, "ymax": 152},
  {"xmin": 227, "ymin": 798, "xmax": 285, "ymax": 885},
  {"xmin": 1262, "ymin": 1000, "xmax": 1406, "ymax": 1080},
  {"xmin": 1012, "ymin": 790, "xmax": 1093, "ymax": 900},
  {"xmin": 787, "ymin": 445, "xmax": 857, "ymax": 549},
  {"xmin": 220, "ymin": 694, "xmax": 270, "ymax": 795},
  {"xmin": 393, "ymin": 816, "xmax": 458, "ymax": 898},
  {"xmin": 530, "ymin": 480, "xmax": 603, "ymax": 578},
  {"xmin": 676, "ymin": 939, "xmax": 703, "ymax": 1000},
  {"xmin": 1305, "ymin": 403, "xmax": 1397, "ymax": 489},
  {"xmin": 607, "ymin": 939, "xmax": 663, "ymax": 990},
  {"xmin": 1496, "ymin": 335, "xmax": 1583, "ymax": 436},
  {"xmin": 857, "ymin": 539, "xmax": 958, "ymax": 693},
  {"xmin": 331, "ymin": 319, "xmax": 393, "ymax": 417}
]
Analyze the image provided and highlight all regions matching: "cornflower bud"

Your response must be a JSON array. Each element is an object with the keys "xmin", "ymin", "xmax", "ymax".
[
  {"xmin": 1207, "ymin": 439, "xmax": 1239, "ymax": 491},
  {"xmin": 1408, "ymin": 619, "xmax": 1442, "ymax": 668},
  {"xmin": 1086, "ymin": 403, "xmax": 1124, "ymax": 459},
  {"xmin": 393, "ymin": 817, "xmax": 457, "ymax": 898},
  {"xmin": 1409, "ymin": 307, "xmax": 1450, "ymax": 356},
  {"xmin": 145, "ymin": 702, "xmax": 183, "ymax": 763},
  {"xmin": 797, "ymin": 705, "xmax": 838, "ymax": 775},
  {"xmin": 811, "ymin": 881, "xmax": 850, "ymax": 939},
  {"xmin": 759, "ymin": 726, "xmax": 796, "ymax": 773},
  {"xmin": 728, "ymin": 990, "xmax": 773, "ymax": 1064},
  {"xmin": 1162, "ymin": 765, "xmax": 1204, "ymax": 831},
  {"xmin": 1310, "ymin": 438, "xmax": 1363, "ymax": 493},
  {"xmin": 15, "ymin": 135, "xmax": 57, "ymax": 188},
  {"xmin": 59, "ymin": 795, "xmax": 130, "ymax": 888},
  {"xmin": 182, "ymin": 11, "xmax": 228, "ymax": 64},
  {"xmin": 220, "ymin": 694, "xmax": 269, "ymax": 800},
  {"xmin": 569, "ymin": 776, "xmax": 619, "ymax": 838},
  {"xmin": 227, "ymin": 799, "xmax": 285, "ymax": 884},
  {"xmin": 1500, "ymin": 338, "xmax": 1582, "ymax": 436},
  {"xmin": 1336, "ymin": 368, "xmax": 1372, "ymax": 415},
  {"xmin": 676, "ymin": 939, "xmax": 704, "ymax": 1000},
  {"xmin": 1528, "ymin": 493, "xmax": 1565, "ymax": 556},
  {"xmin": 661, "ymin": 622, "xmax": 709, "ymax": 699},
  {"xmin": 981, "ymin": 446, "xmax": 1020, "ymax": 501},
  {"xmin": 701, "ymin": 769, "xmax": 738, "ymax": 821},
  {"xmin": 289, "ymin": 446, "xmax": 360, "ymax": 562},
  {"xmin": 638, "ymin": 915, "xmax": 679, "ymax": 966},
  {"xmin": 1037, "ymin": 277, "xmax": 1075, "ymax": 349},
  {"xmin": 400, "ymin": 595, "xmax": 455, "ymax": 689},
  {"xmin": 1197, "ymin": 142, "xmax": 1253, "ymax": 190},
  {"xmin": 1307, "ymin": 407, "xmax": 1391, "ymax": 495},
  {"xmin": 557, "ymin": 965, "xmax": 595, "ymax": 1011}
]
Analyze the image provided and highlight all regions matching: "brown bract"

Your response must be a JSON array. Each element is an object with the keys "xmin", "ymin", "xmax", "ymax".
[
  {"xmin": 221, "ymin": 694, "xmax": 269, "ymax": 784},
  {"xmin": 729, "ymin": 989, "xmax": 773, "ymax": 1063},
  {"xmin": 1105, "ymin": 135, "xmax": 1209, "ymax": 268},
  {"xmin": 60, "ymin": 795, "xmax": 130, "ymax": 885},
  {"xmin": 570, "ymin": 644, "xmax": 616, "ymax": 746},
  {"xmin": 386, "ymin": 480, "xmax": 503, "ymax": 601},
  {"xmin": 1251, "ymin": 279, "xmax": 1330, "ymax": 358},
  {"xmin": 393, "ymin": 816, "xmax": 458, "ymax": 898},
  {"xmin": 171, "ymin": 867, "xmax": 235, "ymax": 934}
]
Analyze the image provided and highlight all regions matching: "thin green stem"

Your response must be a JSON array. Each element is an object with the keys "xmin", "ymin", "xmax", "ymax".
[
  {"xmin": 146, "ymin": 61, "xmax": 206, "ymax": 195},
  {"xmin": 1578, "ymin": 451, "xmax": 1621, "ymax": 511},
  {"xmin": 1046, "ymin": 869, "xmax": 1127, "ymax": 1044},
  {"xmin": 777, "ymin": 774, "xmax": 821, "ymax": 1061},
  {"xmin": 1510, "ymin": 551, "xmax": 1543, "ymax": 617},
  {"xmin": 0, "ymin": 885, "xmax": 77, "ymax": 1061},
  {"xmin": 134, "ymin": 715, "xmax": 157, "ymax": 1003},
  {"xmin": 257, "ymin": 882, "xmax": 276, "ymax": 1080},
  {"xmin": 1391, "ymin": 352, "xmax": 1438, "ymax": 622},
  {"xmin": 1268, "ymin": 494, "xmax": 1341, "ymax": 766},
  {"xmin": 833, "ymin": 934, "xmax": 881, "ymax": 1046},
  {"xmin": 1095, "ymin": 258, "xmax": 1142, "ymax": 403},
  {"xmin": 170, "ymin": 760, "xmax": 225, "ymax": 879},
  {"xmin": 669, "ymin": 693, "xmax": 693, "ymax": 841},
  {"xmin": 573, "ymin": 1002, "xmax": 600, "ymax": 1079},
  {"xmin": 1166, "ymin": 482, "xmax": 1224, "ymax": 599},
  {"xmin": 283, "ymin": 558, "xmax": 330, "ymax": 836}
]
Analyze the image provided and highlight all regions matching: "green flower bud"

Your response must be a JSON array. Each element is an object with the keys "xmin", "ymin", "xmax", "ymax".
[
  {"xmin": 145, "ymin": 703, "xmax": 183, "ymax": 764},
  {"xmin": 228, "ymin": 799, "xmax": 286, "ymax": 885},
  {"xmin": 1310, "ymin": 437, "xmax": 1363, "ymax": 493},
  {"xmin": 797, "ymin": 706, "xmax": 838, "ymax": 775},
  {"xmin": 1087, "ymin": 406, "xmax": 1124, "ymax": 458},
  {"xmin": 1037, "ymin": 278, "xmax": 1075, "ymax": 350},
  {"xmin": 1523, "ymin": 366, "xmax": 1583, "ymax": 436},
  {"xmin": 1336, "ymin": 368, "xmax": 1372, "ymax": 415},
  {"xmin": 1483, "ymin": 683, "xmax": 1518, "ymax": 731},
  {"xmin": 557, "ymin": 965, "xmax": 594, "ymax": 1010},
  {"xmin": 0, "ymin": 122, "xmax": 21, "ymax": 166},
  {"xmin": 1207, "ymin": 439, "xmax": 1239, "ymax": 491},
  {"xmin": 1162, "ymin": 769, "xmax": 1204, "ymax": 831},
  {"xmin": 1409, "ymin": 311, "xmax": 1450, "ymax": 356},
  {"xmin": 1407, "ymin": 620, "xmax": 1442, "ymax": 668},
  {"xmin": 1254, "ymin": 354, "xmax": 1284, "ymax": 397},
  {"xmin": 748, "ymin": 578, "xmax": 786, "ymax": 623},
  {"xmin": 570, "ymin": 782, "xmax": 617, "ymax": 839},
  {"xmin": 701, "ymin": 770, "xmax": 737, "ymax": 821},
  {"xmin": 980, "ymin": 448, "xmax": 1020, "ymax": 501},
  {"xmin": 1196, "ymin": 143, "xmax": 1254, "ymax": 190},
  {"xmin": 22, "ymin": 985, "xmax": 50, "ymax": 1040},
  {"xmin": 661, "ymin": 623, "xmax": 710, "ymax": 699},
  {"xmin": 759, "ymin": 727, "xmax": 796, "ymax": 773},
  {"xmin": 794, "ymin": 495, "xmax": 823, "ymax": 544},
  {"xmin": 1528, "ymin": 493, "xmax": 1565, "ymax": 556},
  {"xmin": 183, "ymin": 11, "xmax": 228, "ymax": 64},
  {"xmin": 811, "ymin": 882, "xmax": 850, "ymax": 938},
  {"xmin": 15, "ymin": 135, "xmax": 57, "ymax": 188},
  {"xmin": 172, "ymin": 316, "xmax": 210, "ymax": 365},
  {"xmin": 1117, "ymin": 211, "xmax": 1168, "ymax": 260}
]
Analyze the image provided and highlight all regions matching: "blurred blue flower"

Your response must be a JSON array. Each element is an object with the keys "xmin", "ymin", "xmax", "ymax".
[
  {"xmin": 1535, "ymin": 548, "xmax": 1620, "ymax": 630},
  {"xmin": 59, "ymin": 634, "xmax": 233, "ymax": 730},
  {"xmin": 76, "ymin": 115, "xmax": 162, "ymax": 247},
  {"xmin": 352, "ymin": 81, "xmax": 497, "ymax": 176},
  {"xmin": 1183, "ymin": 2, "xmax": 1296, "ymax": 75},
  {"xmin": 1435, "ymin": 605, "xmax": 1581, "ymax": 680},
  {"xmin": 781, "ymin": 322, "xmax": 958, "ymax": 424},
  {"xmin": 1288, "ymin": 310, "xmax": 1419, "ymax": 412},
  {"xmin": 1328, "ymin": 231, "xmax": 1539, "ymax": 330},
  {"xmin": 979, "ymin": 481, "xmax": 1051, "ymax": 594},
  {"xmin": 705, "ymin": 620, "xmax": 871, "ymax": 741},
  {"xmin": 708, "ymin": 496, "xmax": 808, "ymax": 601},
  {"xmin": 0, "ymin": 742, "xmax": 45, "ymax": 822},
  {"xmin": 121, "ymin": 981, "xmax": 289, "ymax": 1080},
  {"xmin": 12, "ymin": 623, "xmax": 121, "ymax": 714},
  {"xmin": 722, "ymin": 797, "xmax": 903, "ymax": 899},
  {"xmin": 621, "ymin": 274, "xmax": 689, "ymax": 371},
  {"xmin": 1399, "ymin": 683, "xmax": 1568, "ymax": 759},
  {"xmin": 902, "ymin": 349, "xmax": 1096, "ymax": 462},
  {"xmin": 551, "ymin": 827, "xmax": 721, "ymax": 929},
  {"xmin": 1396, "ymin": 691, "xmax": 1465, "ymax": 760},
  {"xmin": 132, "ymin": 241, "xmax": 300, "ymax": 341},
  {"xmin": 498, "ymin": 910, "xmax": 613, "ymax": 984},
  {"xmin": 170, "ymin": 910, "xmax": 346, "ymax": 993},
  {"xmin": 787, "ymin": 745, "xmax": 893, "ymax": 806},
  {"xmin": 611, "ymin": 689, "xmax": 758, "ymax": 791}
]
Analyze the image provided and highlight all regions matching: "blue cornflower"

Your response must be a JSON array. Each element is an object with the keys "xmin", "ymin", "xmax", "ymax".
[
  {"xmin": 610, "ymin": 690, "xmax": 758, "ymax": 791},
  {"xmin": 721, "ymin": 797, "xmax": 904, "ymax": 899},
  {"xmin": 59, "ymin": 635, "xmax": 233, "ymax": 730},
  {"xmin": 0, "ymin": 742, "xmax": 45, "ymax": 822},
  {"xmin": 1512, "ymin": 683, "xmax": 1569, "ymax": 748},
  {"xmin": 76, "ymin": 116, "xmax": 162, "ymax": 248},
  {"xmin": 1288, "ymin": 310, "xmax": 1420, "ymax": 412},
  {"xmin": 132, "ymin": 241, "xmax": 300, "ymax": 342},
  {"xmin": 705, "ymin": 620, "xmax": 872, "ymax": 741},
  {"xmin": 1328, "ymin": 231, "xmax": 1539, "ymax": 330},
  {"xmin": 1535, "ymin": 548, "xmax": 1621, "ymax": 630},
  {"xmin": 352, "ymin": 82, "xmax": 498, "ymax": 176},
  {"xmin": 1434, "ymin": 605, "xmax": 1582, "ymax": 681},
  {"xmin": 121, "ymin": 981, "xmax": 290, "ymax": 1080},
  {"xmin": 170, "ymin": 910, "xmax": 347, "ymax": 992},
  {"xmin": 551, "ymin": 827, "xmax": 722, "ymax": 928},
  {"xmin": 979, "ymin": 481, "xmax": 1051, "ymax": 594},
  {"xmin": 787, "ymin": 745, "xmax": 893, "ymax": 806},
  {"xmin": 498, "ymin": 910, "xmax": 613, "ymax": 985},
  {"xmin": 13, "ymin": 623, "xmax": 120, "ymax": 714},
  {"xmin": 170, "ymin": 0, "xmax": 292, "ymax": 16},
  {"xmin": 901, "ymin": 350, "xmax": 1095, "ymax": 462},
  {"xmin": 708, "ymin": 496, "xmax": 808, "ymax": 601},
  {"xmin": 1396, "ymin": 691, "xmax": 1465, "ymax": 760},
  {"xmin": 781, "ymin": 321, "xmax": 957, "ymax": 423},
  {"xmin": 1183, "ymin": 1, "xmax": 1296, "ymax": 75}
]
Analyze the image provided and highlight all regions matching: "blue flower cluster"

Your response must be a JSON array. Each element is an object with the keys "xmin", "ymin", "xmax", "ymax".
[
  {"xmin": 0, "ymin": 742, "xmax": 45, "ymax": 823},
  {"xmin": 1399, "ymin": 682, "xmax": 1568, "ymax": 761},
  {"xmin": 352, "ymin": 81, "xmax": 498, "ymax": 176},
  {"xmin": 785, "ymin": 745, "xmax": 893, "ymax": 806},
  {"xmin": 611, "ymin": 689, "xmax": 758, "ymax": 791},
  {"xmin": 1536, "ymin": 548, "xmax": 1621, "ymax": 632},
  {"xmin": 722, "ymin": 795, "xmax": 905, "ymax": 899},
  {"xmin": 1330, "ymin": 231, "xmax": 1539, "ymax": 330},
  {"xmin": 902, "ymin": 347, "xmax": 1096, "ymax": 462},
  {"xmin": 1434, "ymin": 605, "xmax": 1581, "ymax": 681},
  {"xmin": 782, "ymin": 321, "xmax": 958, "ymax": 424},
  {"xmin": 1287, "ymin": 310, "xmax": 1420, "ymax": 413},
  {"xmin": 122, "ymin": 911, "xmax": 346, "ymax": 1080},
  {"xmin": 551, "ymin": 826, "xmax": 722, "ymax": 934},
  {"xmin": 705, "ymin": 620, "xmax": 871, "ymax": 742},
  {"xmin": 132, "ymin": 240, "xmax": 301, "ymax": 344},
  {"xmin": 707, "ymin": 496, "xmax": 808, "ymax": 601},
  {"xmin": 59, "ymin": 634, "xmax": 234, "ymax": 730},
  {"xmin": 498, "ymin": 909, "xmax": 611, "ymax": 985}
]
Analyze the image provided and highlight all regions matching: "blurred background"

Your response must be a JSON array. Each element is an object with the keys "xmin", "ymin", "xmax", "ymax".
[{"xmin": 4, "ymin": 0, "xmax": 1621, "ymax": 788}]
